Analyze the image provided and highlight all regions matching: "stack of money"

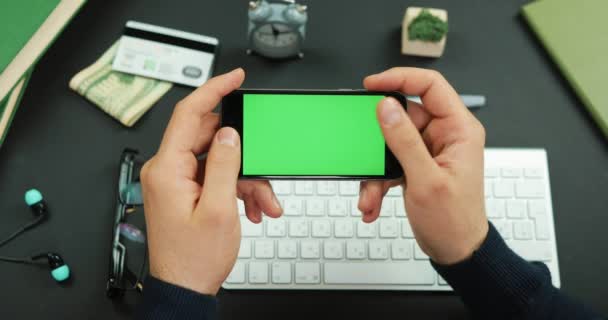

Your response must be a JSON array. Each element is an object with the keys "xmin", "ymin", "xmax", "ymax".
[{"xmin": 69, "ymin": 41, "xmax": 172, "ymax": 127}]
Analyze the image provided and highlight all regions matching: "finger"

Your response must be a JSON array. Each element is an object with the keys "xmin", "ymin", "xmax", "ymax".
[
  {"xmin": 377, "ymin": 97, "xmax": 438, "ymax": 182},
  {"xmin": 197, "ymin": 127, "xmax": 241, "ymax": 216},
  {"xmin": 159, "ymin": 68, "xmax": 245, "ymax": 154},
  {"xmin": 238, "ymin": 180, "xmax": 283, "ymax": 218},
  {"xmin": 358, "ymin": 181, "xmax": 385, "ymax": 223},
  {"xmin": 244, "ymin": 194, "xmax": 263, "ymax": 223},
  {"xmin": 364, "ymin": 68, "xmax": 464, "ymax": 118},
  {"xmin": 406, "ymin": 100, "xmax": 432, "ymax": 131}
]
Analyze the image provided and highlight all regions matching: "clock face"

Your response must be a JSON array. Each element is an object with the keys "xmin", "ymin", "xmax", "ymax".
[{"xmin": 252, "ymin": 23, "xmax": 301, "ymax": 58}]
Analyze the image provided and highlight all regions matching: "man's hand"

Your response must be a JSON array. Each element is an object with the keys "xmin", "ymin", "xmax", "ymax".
[
  {"xmin": 359, "ymin": 68, "xmax": 488, "ymax": 265},
  {"xmin": 140, "ymin": 69, "xmax": 282, "ymax": 296}
]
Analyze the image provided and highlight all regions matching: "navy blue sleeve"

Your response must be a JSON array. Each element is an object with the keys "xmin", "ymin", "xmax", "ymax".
[
  {"xmin": 136, "ymin": 275, "xmax": 217, "ymax": 320},
  {"xmin": 432, "ymin": 222, "xmax": 604, "ymax": 320}
]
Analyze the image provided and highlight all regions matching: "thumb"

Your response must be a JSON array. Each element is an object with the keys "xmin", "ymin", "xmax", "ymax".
[
  {"xmin": 377, "ymin": 97, "xmax": 437, "ymax": 182},
  {"xmin": 198, "ymin": 127, "xmax": 241, "ymax": 213}
]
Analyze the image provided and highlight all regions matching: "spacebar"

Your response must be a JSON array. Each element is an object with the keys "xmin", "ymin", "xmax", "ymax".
[{"xmin": 324, "ymin": 262, "xmax": 435, "ymax": 285}]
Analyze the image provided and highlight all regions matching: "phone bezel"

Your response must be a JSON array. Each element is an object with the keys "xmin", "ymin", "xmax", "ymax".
[{"xmin": 221, "ymin": 89, "xmax": 407, "ymax": 180}]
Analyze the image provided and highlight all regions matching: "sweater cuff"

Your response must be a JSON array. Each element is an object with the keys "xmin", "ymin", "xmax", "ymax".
[
  {"xmin": 431, "ymin": 222, "xmax": 552, "ymax": 317},
  {"xmin": 136, "ymin": 275, "xmax": 218, "ymax": 320}
]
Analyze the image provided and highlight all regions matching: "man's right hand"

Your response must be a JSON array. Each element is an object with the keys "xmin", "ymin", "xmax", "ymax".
[{"xmin": 359, "ymin": 68, "xmax": 488, "ymax": 265}]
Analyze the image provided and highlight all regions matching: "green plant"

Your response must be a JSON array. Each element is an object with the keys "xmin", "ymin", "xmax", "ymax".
[{"xmin": 408, "ymin": 9, "xmax": 448, "ymax": 42}]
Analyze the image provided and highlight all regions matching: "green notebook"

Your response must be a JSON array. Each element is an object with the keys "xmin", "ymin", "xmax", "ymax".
[
  {"xmin": 0, "ymin": 0, "xmax": 85, "ymax": 103},
  {"xmin": 0, "ymin": 0, "xmax": 59, "ymax": 72},
  {"xmin": 522, "ymin": 0, "xmax": 608, "ymax": 138},
  {"xmin": 0, "ymin": 71, "xmax": 32, "ymax": 148}
]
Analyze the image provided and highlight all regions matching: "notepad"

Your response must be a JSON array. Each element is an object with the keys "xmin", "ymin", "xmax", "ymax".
[{"xmin": 522, "ymin": 0, "xmax": 608, "ymax": 138}]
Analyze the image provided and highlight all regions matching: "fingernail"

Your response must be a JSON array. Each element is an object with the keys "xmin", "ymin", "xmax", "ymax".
[
  {"xmin": 218, "ymin": 128, "xmax": 238, "ymax": 146},
  {"xmin": 380, "ymin": 97, "xmax": 403, "ymax": 127}
]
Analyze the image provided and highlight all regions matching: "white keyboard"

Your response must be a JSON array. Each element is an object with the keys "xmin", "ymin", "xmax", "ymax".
[{"xmin": 224, "ymin": 148, "xmax": 560, "ymax": 291}]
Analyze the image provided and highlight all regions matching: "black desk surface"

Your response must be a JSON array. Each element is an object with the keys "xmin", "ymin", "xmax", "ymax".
[{"xmin": 1, "ymin": 0, "xmax": 607, "ymax": 318}]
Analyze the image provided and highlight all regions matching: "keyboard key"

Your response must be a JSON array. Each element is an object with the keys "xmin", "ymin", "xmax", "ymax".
[
  {"xmin": 486, "ymin": 199, "xmax": 506, "ymax": 218},
  {"xmin": 501, "ymin": 168, "xmax": 522, "ymax": 178},
  {"xmin": 386, "ymin": 186, "xmax": 402, "ymax": 197},
  {"xmin": 535, "ymin": 219, "xmax": 551, "ymax": 240},
  {"xmin": 350, "ymin": 199, "xmax": 362, "ymax": 217},
  {"xmin": 379, "ymin": 220, "xmax": 399, "ymax": 238},
  {"xmin": 295, "ymin": 181, "xmax": 314, "ymax": 195},
  {"xmin": 380, "ymin": 199, "xmax": 395, "ymax": 217},
  {"xmin": 369, "ymin": 241, "xmax": 389, "ymax": 260},
  {"xmin": 306, "ymin": 198, "xmax": 325, "ymax": 216},
  {"xmin": 438, "ymin": 274, "xmax": 448, "ymax": 286},
  {"xmin": 339, "ymin": 181, "xmax": 359, "ymax": 196},
  {"xmin": 528, "ymin": 200, "xmax": 547, "ymax": 218},
  {"xmin": 226, "ymin": 262, "xmax": 246, "ymax": 284},
  {"xmin": 317, "ymin": 181, "xmax": 337, "ymax": 195},
  {"xmin": 324, "ymin": 262, "xmax": 435, "ymax": 285},
  {"xmin": 513, "ymin": 221, "xmax": 534, "ymax": 240},
  {"xmin": 238, "ymin": 239, "xmax": 252, "ymax": 258},
  {"xmin": 284, "ymin": 199, "xmax": 303, "ymax": 216},
  {"xmin": 395, "ymin": 200, "xmax": 407, "ymax": 217},
  {"xmin": 401, "ymin": 220, "xmax": 415, "ymax": 238},
  {"xmin": 492, "ymin": 220, "xmax": 512, "ymax": 240},
  {"xmin": 391, "ymin": 240, "xmax": 412, "ymax": 260},
  {"xmin": 237, "ymin": 199, "xmax": 246, "ymax": 216},
  {"xmin": 323, "ymin": 241, "xmax": 344, "ymax": 259},
  {"xmin": 266, "ymin": 218, "xmax": 286, "ymax": 237},
  {"xmin": 255, "ymin": 240, "xmax": 275, "ymax": 259},
  {"xmin": 311, "ymin": 220, "xmax": 331, "ymax": 238},
  {"xmin": 494, "ymin": 180, "xmax": 515, "ymax": 198},
  {"xmin": 346, "ymin": 241, "xmax": 366, "ymax": 259},
  {"xmin": 301, "ymin": 240, "xmax": 321, "ymax": 259},
  {"xmin": 328, "ymin": 199, "xmax": 348, "ymax": 217},
  {"xmin": 357, "ymin": 221, "xmax": 377, "ymax": 238},
  {"xmin": 516, "ymin": 181, "xmax": 545, "ymax": 198},
  {"xmin": 288, "ymin": 220, "xmax": 309, "ymax": 237},
  {"xmin": 241, "ymin": 218, "xmax": 263, "ymax": 237},
  {"xmin": 484, "ymin": 168, "xmax": 500, "ymax": 178},
  {"xmin": 524, "ymin": 168, "xmax": 544, "ymax": 178},
  {"xmin": 249, "ymin": 262, "xmax": 269, "ymax": 283},
  {"xmin": 506, "ymin": 200, "xmax": 526, "ymax": 219},
  {"xmin": 484, "ymin": 180, "xmax": 493, "ymax": 198},
  {"xmin": 271, "ymin": 262, "xmax": 292, "ymax": 284},
  {"xmin": 295, "ymin": 262, "xmax": 320, "ymax": 284},
  {"xmin": 271, "ymin": 181, "xmax": 292, "ymax": 195},
  {"xmin": 414, "ymin": 242, "xmax": 429, "ymax": 260},
  {"xmin": 277, "ymin": 241, "xmax": 297, "ymax": 259},
  {"xmin": 334, "ymin": 220, "xmax": 354, "ymax": 238},
  {"xmin": 508, "ymin": 240, "xmax": 553, "ymax": 261}
]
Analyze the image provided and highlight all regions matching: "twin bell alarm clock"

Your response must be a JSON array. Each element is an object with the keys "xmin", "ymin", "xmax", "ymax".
[{"xmin": 247, "ymin": 0, "xmax": 308, "ymax": 59}]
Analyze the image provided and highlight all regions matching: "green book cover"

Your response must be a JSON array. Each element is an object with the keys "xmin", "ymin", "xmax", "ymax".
[
  {"xmin": 0, "ymin": 71, "xmax": 32, "ymax": 148},
  {"xmin": 0, "ymin": 0, "xmax": 61, "ymax": 72},
  {"xmin": 0, "ymin": 0, "xmax": 85, "ymax": 103},
  {"xmin": 522, "ymin": 0, "xmax": 608, "ymax": 139}
]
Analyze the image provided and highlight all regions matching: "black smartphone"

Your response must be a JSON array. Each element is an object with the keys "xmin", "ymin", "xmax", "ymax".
[{"xmin": 220, "ymin": 89, "xmax": 407, "ymax": 180}]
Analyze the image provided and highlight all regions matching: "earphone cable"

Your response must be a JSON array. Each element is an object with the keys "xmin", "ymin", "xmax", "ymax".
[
  {"xmin": 0, "ymin": 255, "xmax": 39, "ymax": 265},
  {"xmin": 0, "ymin": 215, "xmax": 45, "ymax": 249}
]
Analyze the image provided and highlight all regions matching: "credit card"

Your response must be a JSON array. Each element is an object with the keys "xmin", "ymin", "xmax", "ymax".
[{"xmin": 112, "ymin": 21, "xmax": 219, "ymax": 87}]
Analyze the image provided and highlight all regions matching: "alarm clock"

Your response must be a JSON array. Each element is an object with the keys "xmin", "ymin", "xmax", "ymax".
[{"xmin": 247, "ymin": 0, "xmax": 308, "ymax": 59}]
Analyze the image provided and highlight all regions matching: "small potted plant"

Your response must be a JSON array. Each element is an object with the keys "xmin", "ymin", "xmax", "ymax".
[{"xmin": 401, "ymin": 7, "xmax": 448, "ymax": 57}]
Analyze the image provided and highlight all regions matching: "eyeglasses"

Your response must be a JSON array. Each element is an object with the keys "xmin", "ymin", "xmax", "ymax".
[{"xmin": 106, "ymin": 148, "xmax": 148, "ymax": 299}]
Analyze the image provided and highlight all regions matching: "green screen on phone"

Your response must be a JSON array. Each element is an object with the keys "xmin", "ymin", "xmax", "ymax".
[{"xmin": 243, "ymin": 94, "xmax": 385, "ymax": 176}]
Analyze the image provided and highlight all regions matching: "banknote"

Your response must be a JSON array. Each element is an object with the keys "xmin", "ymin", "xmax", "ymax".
[{"xmin": 69, "ymin": 41, "xmax": 172, "ymax": 127}]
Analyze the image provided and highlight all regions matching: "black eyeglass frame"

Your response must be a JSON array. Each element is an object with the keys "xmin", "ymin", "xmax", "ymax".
[{"xmin": 106, "ymin": 148, "xmax": 147, "ymax": 299}]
